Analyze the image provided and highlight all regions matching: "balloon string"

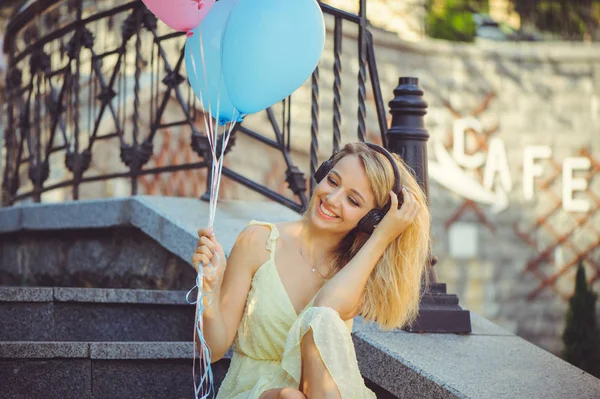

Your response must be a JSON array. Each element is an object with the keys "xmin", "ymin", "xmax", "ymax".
[
  {"xmin": 197, "ymin": 28, "xmax": 220, "ymax": 231},
  {"xmin": 192, "ymin": 122, "xmax": 235, "ymax": 398},
  {"xmin": 187, "ymin": 30, "xmax": 217, "ymax": 399},
  {"xmin": 187, "ymin": 259, "xmax": 218, "ymax": 399},
  {"xmin": 212, "ymin": 122, "xmax": 235, "ymax": 215},
  {"xmin": 198, "ymin": 28, "xmax": 218, "ymax": 158},
  {"xmin": 186, "ymin": 20, "xmax": 239, "ymax": 399},
  {"xmin": 188, "ymin": 35, "xmax": 215, "ymax": 159}
]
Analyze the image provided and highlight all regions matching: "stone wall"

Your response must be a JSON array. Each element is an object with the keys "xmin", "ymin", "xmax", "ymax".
[
  {"xmin": 365, "ymin": 31, "xmax": 600, "ymax": 354},
  {"xmin": 0, "ymin": 227, "xmax": 195, "ymax": 290}
]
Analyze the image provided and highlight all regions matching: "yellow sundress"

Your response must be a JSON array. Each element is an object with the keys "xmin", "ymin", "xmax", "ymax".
[{"xmin": 216, "ymin": 221, "xmax": 376, "ymax": 399}]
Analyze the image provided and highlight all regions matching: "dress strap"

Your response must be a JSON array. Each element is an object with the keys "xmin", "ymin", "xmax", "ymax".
[{"xmin": 248, "ymin": 220, "xmax": 279, "ymax": 261}]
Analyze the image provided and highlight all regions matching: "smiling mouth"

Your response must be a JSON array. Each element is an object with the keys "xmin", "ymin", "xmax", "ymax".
[{"xmin": 318, "ymin": 200, "xmax": 339, "ymax": 219}]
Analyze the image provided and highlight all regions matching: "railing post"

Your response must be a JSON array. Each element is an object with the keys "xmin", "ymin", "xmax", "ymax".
[
  {"xmin": 386, "ymin": 77, "xmax": 472, "ymax": 333},
  {"xmin": 356, "ymin": 0, "xmax": 367, "ymax": 143},
  {"xmin": 2, "ymin": 36, "xmax": 19, "ymax": 207}
]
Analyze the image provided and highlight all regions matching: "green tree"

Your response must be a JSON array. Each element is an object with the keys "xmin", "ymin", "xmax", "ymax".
[
  {"xmin": 509, "ymin": 0, "xmax": 600, "ymax": 41},
  {"xmin": 562, "ymin": 262, "xmax": 600, "ymax": 378},
  {"xmin": 426, "ymin": 0, "xmax": 489, "ymax": 42}
]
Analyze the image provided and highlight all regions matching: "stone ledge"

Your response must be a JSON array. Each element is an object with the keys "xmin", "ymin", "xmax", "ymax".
[
  {"xmin": 0, "ymin": 286, "xmax": 191, "ymax": 305},
  {"xmin": 0, "ymin": 341, "xmax": 193, "ymax": 360},
  {"xmin": 90, "ymin": 342, "xmax": 194, "ymax": 360},
  {"xmin": 353, "ymin": 335, "xmax": 458, "ymax": 399},
  {"xmin": 53, "ymin": 287, "xmax": 190, "ymax": 305},
  {"xmin": 129, "ymin": 196, "xmax": 299, "ymax": 263},
  {"xmin": 0, "ymin": 342, "xmax": 90, "ymax": 359},
  {"xmin": 19, "ymin": 198, "xmax": 129, "ymax": 231},
  {"xmin": 0, "ymin": 341, "xmax": 234, "ymax": 361},
  {"xmin": 353, "ymin": 313, "xmax": 600, "ymax": 399},
  {"xmin": 450, "ymin": 312, "xmax": 512, "ymax": 336},
  {"xmin": 0, "ymin": 196, "xmax": 300, "ymax": 266},
  {"xmin": 0, "ymin": 206, "xmax": 21, "ymax": 233},
  {"xmin": 0, "ymin": 286, "xmax": 53, "ymax": 302}
]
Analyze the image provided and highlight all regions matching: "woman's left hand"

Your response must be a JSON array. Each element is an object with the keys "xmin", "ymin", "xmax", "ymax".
[{"xmin": 372, "ymin": 187, "xmax": 420, "ymax": 245}]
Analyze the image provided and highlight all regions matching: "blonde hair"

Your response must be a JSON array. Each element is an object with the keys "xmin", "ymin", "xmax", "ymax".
[{"xmin": 316, "ymin": 142, "xmax": 431, "ymax": 330}]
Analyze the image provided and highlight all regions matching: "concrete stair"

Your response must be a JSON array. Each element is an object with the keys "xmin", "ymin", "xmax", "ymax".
[
  {"xmin": 0, "ymin": 286, "xmax": 229, "ymax": 398},
  {"xmin": 0, "ymin": 287, "xmax": 195, "ymax": 342},
  {"xmin": 0, "ymin": 198, "xmax": 302, "ymax": 398}
]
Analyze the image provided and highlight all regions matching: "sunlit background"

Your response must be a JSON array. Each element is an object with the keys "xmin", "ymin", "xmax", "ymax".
[{"xmin": 0, "ymin": 0, "xmax": 599, "ymax": 372}]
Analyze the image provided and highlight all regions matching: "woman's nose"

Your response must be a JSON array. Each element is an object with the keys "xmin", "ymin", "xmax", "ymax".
[{"xmin": 326, "ymin": 188, "xmax": 343, "ymax": 208}]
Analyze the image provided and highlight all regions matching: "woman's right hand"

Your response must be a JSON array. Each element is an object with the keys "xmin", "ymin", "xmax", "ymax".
[{"xmin": 192, "ymin": 228, "xmax": 227, "ymax": 291}]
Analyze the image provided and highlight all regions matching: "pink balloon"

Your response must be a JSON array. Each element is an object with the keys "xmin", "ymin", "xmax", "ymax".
[{"xmin": 141, "ymin": 0, "xmax": 216, "ymax": 32}]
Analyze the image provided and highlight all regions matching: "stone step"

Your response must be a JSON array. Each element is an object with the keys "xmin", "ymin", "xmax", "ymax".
[
  {"xmin": 0, "ymin": 287, "xmax": 196, "ymax": 342},
  {"xmin": 0, "ymin": 341, "xmax": 230, "ymax": 399}
]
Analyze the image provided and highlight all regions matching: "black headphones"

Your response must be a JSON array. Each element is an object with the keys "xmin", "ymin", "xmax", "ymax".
[{"xmin": 313, "ymin": 143, "xmax": 404, "ymax": 234}]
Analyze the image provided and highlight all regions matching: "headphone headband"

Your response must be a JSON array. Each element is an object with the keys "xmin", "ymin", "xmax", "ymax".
[{"xmin": 362, "ymin": 143, "xmax": 402, "ymax": 197}]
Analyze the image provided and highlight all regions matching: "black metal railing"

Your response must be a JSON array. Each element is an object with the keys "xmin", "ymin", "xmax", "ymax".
[
  {"xmin": 1, "ymin": 0, "xmax": 473, "ymax": 334},
  {"xmin": 1, "ymin": 0, "xmax": 388, "ymax": 213}
]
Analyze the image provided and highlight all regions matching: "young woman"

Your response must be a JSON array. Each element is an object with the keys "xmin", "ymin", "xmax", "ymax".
[{"xmin": 192, "ymin": 142, "xmax": 431, "ymax": 399}]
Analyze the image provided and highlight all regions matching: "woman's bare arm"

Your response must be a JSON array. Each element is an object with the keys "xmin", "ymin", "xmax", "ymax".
[
  {"xmin": 313, "ymin": 236, "xmax": 387, "ymax": 320},
  {"xmin": 200, "ymin": 224, "xmax": 270, "ymax": 361}
]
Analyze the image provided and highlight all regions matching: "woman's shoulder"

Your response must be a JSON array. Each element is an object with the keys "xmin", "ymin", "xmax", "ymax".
[
  {"xmin": 246, "ymin": 220, "xmax": 298, "ymax": 237},
  {"xmin": 234, "ymin": 220, "xmax": 287, "ymax": 251},
  {"xmin": 228, "ymin": 223, "xmax": 274, "ymax": 273},
  {"xmin": 236, "ymin": 221, "xmax": 273, "ymax": 248},
  {"xmin": 239, "ymin": 220, "xmax": 300, "ymax": 253}
]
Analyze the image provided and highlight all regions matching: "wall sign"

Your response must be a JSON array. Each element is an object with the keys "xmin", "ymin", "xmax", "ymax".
[{"xmin": 429, "ymin": 116, "xmax": 594, "ymax": 213}]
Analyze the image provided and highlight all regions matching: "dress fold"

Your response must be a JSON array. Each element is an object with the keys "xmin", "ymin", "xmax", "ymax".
[{"xmin": 282, "ymin": 306, "xmax": 375, "ymax": 399}]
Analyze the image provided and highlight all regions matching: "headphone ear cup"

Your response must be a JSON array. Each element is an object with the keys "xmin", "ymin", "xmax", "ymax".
[
  {"xmin": 357, "ymin": 209, "xmax": 385, "ymax": 234},
  {"xmin": 314, "ymin": 160, "xmax": 333, "ymax": 184}
]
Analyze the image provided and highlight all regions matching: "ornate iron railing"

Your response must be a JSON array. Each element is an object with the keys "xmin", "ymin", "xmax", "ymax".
[
  {"xmin": 1, "ymin": 0, "xmax": 473, "ymax": 334},
  {"xmin": 1, "ymin": 0, "xmax": 388, "ymax": 213}
]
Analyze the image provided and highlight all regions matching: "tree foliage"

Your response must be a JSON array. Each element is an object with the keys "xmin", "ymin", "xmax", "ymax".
[
  {"xmin": 426, "ymin": 0, "xmax": 600, "ymax": 41},
  {"xmin": 509, "ymin": 0, "xmax": 600, "ymax": 40},
  {"xmin": 426, "ymin": 0, "xmax": 489, "ymax": 42}
]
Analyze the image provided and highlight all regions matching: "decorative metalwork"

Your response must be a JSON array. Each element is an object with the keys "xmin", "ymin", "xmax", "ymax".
[
  {"xmin": 365, "ymin": 31, "xmax": 388, "ymax": 146},
  {"xmin": 2, "ymin": 0, "xmax": 388, "ymax": 214},
  {"xmin": 309, "ymin": 66, "xmax": 319, "ymax": 194},
  {"xmin": 332, "ymin": 16, "xmax": 342, "ymax": 153},
  {"xmin": 515, "ymin": 148, "xmax": 600, "ymax": 301},
  {"xmin": 356, "ymin": 0, "xmax": 367, "ymax": 143}
]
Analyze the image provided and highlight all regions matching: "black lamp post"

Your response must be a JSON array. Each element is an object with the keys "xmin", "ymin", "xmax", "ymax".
[{"xmin": 387, "ymin": 77, "xmax": 471, "ymax": 334}]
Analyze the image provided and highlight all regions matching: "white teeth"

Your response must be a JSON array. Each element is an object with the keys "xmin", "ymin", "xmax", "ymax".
[{"xmin": 320, "ymin": 203, "xmax": 337, "ymax": 218}]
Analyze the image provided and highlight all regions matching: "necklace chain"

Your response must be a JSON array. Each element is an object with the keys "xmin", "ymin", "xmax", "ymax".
[
  {"xmin": 299, "ymin": 247, "xmax": 326, "ymax": 274},
  {"xmin": 299, "ymin": 225, "xmax": 328, "ymax": 276}
]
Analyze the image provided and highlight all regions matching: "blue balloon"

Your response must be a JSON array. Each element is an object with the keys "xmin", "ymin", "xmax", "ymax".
[
  {"xmin": 185, "ymin": 0, "xmax": 243, "ymax": 125},
  {"xmin": 221, "ymin": 0, "xmax": 325, "ymax": 115}
]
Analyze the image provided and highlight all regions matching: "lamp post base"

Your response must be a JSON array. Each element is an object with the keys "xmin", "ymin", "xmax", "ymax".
[{"xmin": 404, "ymin": 283, "xmax": 472, "ymax": 334}]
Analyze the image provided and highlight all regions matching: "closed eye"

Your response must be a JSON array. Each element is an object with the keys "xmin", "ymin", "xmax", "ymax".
[
  {"xmin": 348, "ymin": 197, "xmax": 359, "ymax": 207},
  {"xmin": 327, "ymin": 176, "xmax": 338, "ymax": 186}
]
